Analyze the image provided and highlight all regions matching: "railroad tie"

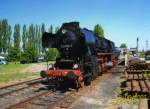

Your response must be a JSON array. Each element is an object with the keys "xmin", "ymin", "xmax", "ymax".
[
  {"xmin": 132, "ymin": 80, "xmax": 141, "ymax": 92},
  {"xmin": 139, "ymin": 80, "xmax": 148, "ymax": 93},
  {"xmin": 144, "ymin": 80, "xmax": 150, "ymax": 92}
]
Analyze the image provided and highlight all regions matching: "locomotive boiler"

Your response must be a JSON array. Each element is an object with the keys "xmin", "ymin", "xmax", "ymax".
[{"xmin": 40, "ymin": 22, "xmax": 120, "ymax": 89}]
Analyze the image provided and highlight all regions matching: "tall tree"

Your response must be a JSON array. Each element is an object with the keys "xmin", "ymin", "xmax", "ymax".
[
  {"xmin": 13, "ymin": 24, "xmax": 21, "ymax": 50},
  {"xmin": 28, "ymin": 24, "xmax": 38, "ymax": 56},
  {"xmin": 41, "ymin": 23, "xmax": 45, "ymax": 53},
  {"xmin": 35, "ymin": 24, "xmax": 39, "ymax": 54},
  {"xmin": 94, "ymin": 24, "xmax": 104, "ymax": 38},
  {"xmin": 41, "ymin": 23, "xmax": 45, "ymax": 34},
  {"xmin": 22, "ymin": 25, "xmax": 27, "ymax": 51},
  {"xmin": 0, "ymin": 20, "xmax": 2, "ymax": 53},
  {"xmin": 35, "ymin": 25, "xmax": 38, "ymax": 46},
  {"xmin": 38, "ymin": 25, "xmax": 42, "ymax": 54},
  {"xmin": 55, "ymin": 26, "xmax": 59, "ymax": 33},
  {"xmin": 48, "ymin": 25, "xmax": 53, "ymax": 33},
  {"xmin": 28, "ymin": 24, "xmax": 35, "ymax": 47},
  {"xmin": 1, "ymin": 19, "xmax": 9, "ymax": 54},
  {"xmin": 7, "ymin": 25, "xmax": 12, "ymax": 50}
]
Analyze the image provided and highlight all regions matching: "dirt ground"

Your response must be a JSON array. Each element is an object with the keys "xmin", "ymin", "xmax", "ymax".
[
  {"xmin": 69, "ymin": 66, "xmax": 139, "ymax": 109},
  {"xmin": 21, "ymin": 63, "xmax": 47, "ymax": 73}
]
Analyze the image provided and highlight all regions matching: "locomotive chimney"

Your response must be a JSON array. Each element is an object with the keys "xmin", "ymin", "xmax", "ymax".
[{"xmin": 136, "ymin": 37, "xmax": 139, "ymax": 52}]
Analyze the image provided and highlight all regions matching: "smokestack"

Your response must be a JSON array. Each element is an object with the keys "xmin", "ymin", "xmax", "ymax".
[
  {"xmin": 137, "ymin": 37, "xmax": 139, "ymax": 52},
  {"xmin": 146, "ymin": 39, "xmax": 148, "ymax": 51}
]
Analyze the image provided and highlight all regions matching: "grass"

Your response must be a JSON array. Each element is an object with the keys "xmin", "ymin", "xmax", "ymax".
[
  {"xmin": 107, "ymin": 88, "xmax": 140, "ymax": 109},
  {"xmin": 143, "ymin": 71, "xmax": 149, "ymax": 79},
  {"xmin": 106, "ymin": 96, "xmax": 139, "ymax": 109},
  {"xmin": 110, "ymin": 74, "xmax": 150, "ymax": 109},
  {"xmin": 106, "ymin": 79, "xmax": 140, "ymax": 109},
  {"xmin": 0, "ymin": 62, "xmax": 39, "ymax": 83}
]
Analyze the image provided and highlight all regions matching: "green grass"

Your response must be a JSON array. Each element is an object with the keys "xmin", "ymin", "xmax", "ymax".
[
  {"xmin": 0, "ymin": 62, "xmax": 39, "ymax": 83},
  {"xmin": 108, "ymin": 79, "xmax": 140, "ymax": 109},
  {"xmin": 143, "ymin": 71, "xmax": 149, "ymax": 79}
]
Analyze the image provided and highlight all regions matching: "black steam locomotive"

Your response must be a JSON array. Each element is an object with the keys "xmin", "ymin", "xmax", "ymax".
[{"xmin": 41, "ymin": 22, "xmax": 120, "ymax": 88}]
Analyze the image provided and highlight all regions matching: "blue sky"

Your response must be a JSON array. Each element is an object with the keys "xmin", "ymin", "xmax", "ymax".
[{"xmin": 0, "ymin": 0, "xmax": 150, "ymax": 50}]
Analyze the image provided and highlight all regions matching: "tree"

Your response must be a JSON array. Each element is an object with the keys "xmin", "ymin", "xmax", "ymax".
[
  {"xmin": 0, "ymin": 20, "xmax": 2, "ymax": 53},
  {"xmin": 41, "ymin": 23, "xmax": 45, "ymax": 53},
  {"xmin": 8, "ymin": 47, "xmax": 20, "ymax": 61},
  {"xmin": 41, "ymin": 23, "xmax": 45, "ymax": 34},
  {"xmin": 13, "ymin": 24, "xmax": 21, "ymax": 50},
  {"xmin": 48, "ymin": 25, "xmax": 53, "ymax": 33},
  {"xmin": 94, "ymin": 24, "xmax": 104, "ymax": 38},
  {"xmin": 28, "ymin": 24, "xmax": 35, "ymax": 47},
  {"xmin": 22, "ymin": 25, "xmax": 27, "ymax": 51},
  {"xmin": 45, "ymin": 48, "xmax": 59, "ymax": 61},
  {"xmin": 1, "ymin": 19, "xmax": 9, "ymax": 53},
  {"xmin": 20, "ymin": 46, "xmax": 38, "ymax": 63},
  {"xmin": 38, "ymin": 25, "xmax": 42, "ymax": 54},
  {"xmin": 35, "ymin": 24, "xmax": 39, "ymax": 54},
  {"xmin": 55, "ymin": 26, "xmax": 59, "ymax": 33},
  {"xmin": 120, "ymin": 43, "xmax": 127, "ymax": 48},
  {"xmin": 7, "ymin": 25, "xmax": 12, "ymax": 50}
]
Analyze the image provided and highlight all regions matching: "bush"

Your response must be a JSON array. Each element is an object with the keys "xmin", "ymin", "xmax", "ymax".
[
  {"xmin": 8, "ymin": 47, "xmax": 20, "ymax": 61},
  {"xmin": 139, "ymin": 52, "xmax": 145, "ymax": 58},
  {"xmin": 45, "ymin": 48, "xmax": 59, "ymax": 61},
  {"xmin": 20, "ymin": 46, "xmax": 38, "ymax": 64}
]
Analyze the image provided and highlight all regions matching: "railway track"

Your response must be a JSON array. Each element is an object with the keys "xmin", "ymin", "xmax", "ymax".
[
  {"xmin": 122, "ymin": 70, "xmax": 150, "ymax": 95},
  {"xmin": 126, "ymin": 70, "xmax": 150, "ymax": 73},
  {"xmin": 0, "ymin": 76, "xmax": 81, "ymax": 109},
  {"xmin": 7, "ymin": 89, "xmax": 76, "ymax": 109},
  {"xmin": 0, "ymin": 77, "xmax": 42, "ymax": 89},
  {"xmin": 123, "ymin": 80, "xmax": 150, "ymax": 93},
  {"xmin": 0, "ymin": 78, "xmax": 43, "ymax": 97},
  {"xmin": 48, "ymin": 90, "xmax": 78, "ymax": 109},
  {"xmin": 0, "ymin": 78, "xmax": 49, "ymax": 109},
  {"xmin": 0, "ymin": 65, "xmax": 123, "ymax": 109},
  {"xmin": 48, "ymin": 71, "xmax": 115, "ymax": 109},
  {"xmin": 3, "ymin": 69, "xmax": 110, "ymax": 109}
]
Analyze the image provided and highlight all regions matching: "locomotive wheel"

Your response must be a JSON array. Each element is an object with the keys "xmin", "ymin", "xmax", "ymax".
[{"xmin": 84, "ymin": 75, "xmax": 92, "ymax": 86}]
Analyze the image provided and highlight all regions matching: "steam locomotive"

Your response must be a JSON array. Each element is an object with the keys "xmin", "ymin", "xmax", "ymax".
[{"xmin": 40, "ymin": 22, "xmax": 120, "ymax": 89}]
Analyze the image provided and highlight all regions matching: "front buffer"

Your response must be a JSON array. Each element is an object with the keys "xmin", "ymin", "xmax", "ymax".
[{"xmin": 40, "ymin": 69, "xmax": 83, "ymax": 89}]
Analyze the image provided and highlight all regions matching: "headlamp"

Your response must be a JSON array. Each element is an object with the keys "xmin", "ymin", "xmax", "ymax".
[
  {"xmin": 48, "ymin": 64, "xmax": 53, "ymax": 70},
  {"xmin": 73, "ymin": 64, "xmax": 79, "ymax": 69}
]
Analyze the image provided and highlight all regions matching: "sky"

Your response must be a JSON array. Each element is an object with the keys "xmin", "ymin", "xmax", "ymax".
[{"xmin": 0, "ymin": 0, "xmax": 150, "ymax": 50}]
